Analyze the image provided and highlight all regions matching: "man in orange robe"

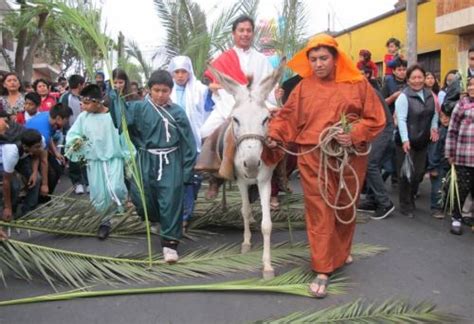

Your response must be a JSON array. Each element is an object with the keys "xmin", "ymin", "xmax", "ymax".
[{"xmin": 267, "ymin": 34, "xmax": 385, "ymax": 298}]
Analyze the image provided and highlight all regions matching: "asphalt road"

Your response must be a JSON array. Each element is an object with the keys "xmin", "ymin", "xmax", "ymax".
[{"xmin": 0, "ymin": 176, "xmax": 473, "ymax": 324}]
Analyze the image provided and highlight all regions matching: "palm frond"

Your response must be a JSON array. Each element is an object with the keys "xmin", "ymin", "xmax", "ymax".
[
  {"xmin": 255, "ymin": 299, "xmax": 461, "ymax": 323},
  {"xmin": 0, "ymin": 240, "xmax": 311, "ymax": 290},
  {"xmin": 0, "ymin": 267, "xmax": 349, "ymax": 307},
  {"xmin": 126, "ymin": 39, "xmax": 152, "ymax": 80}
]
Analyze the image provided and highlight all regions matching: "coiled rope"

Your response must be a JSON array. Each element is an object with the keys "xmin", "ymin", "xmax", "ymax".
[{"xmin": 274, "ymin": 114, "xmax": 370, "ymax": 224}]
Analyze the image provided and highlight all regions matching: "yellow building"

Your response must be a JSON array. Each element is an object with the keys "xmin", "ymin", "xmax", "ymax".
[{"xmin": 331, "ymin": 0, "xmax": 465, "ymax": 81}]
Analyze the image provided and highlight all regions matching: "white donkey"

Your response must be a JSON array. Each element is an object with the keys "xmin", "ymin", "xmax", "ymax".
[{"xmin": 209, "ymin": 62, "xmax": 285, "ymax": 279}]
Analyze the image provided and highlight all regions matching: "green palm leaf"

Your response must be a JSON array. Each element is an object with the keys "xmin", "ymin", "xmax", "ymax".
[
  {"xmin": 0, "ymin": 239, "xmax": 384, "ymax": 291},
  {"xmin": 0, "ymin": 267, "xmax": 349, "ymax": 307},
  {"xmin": 255, "ymin": 299, "xmax": 461, "ymax": 323},
  {"xmin": 0, "ymin": 240, "xmax": 306, "ymax": 290}
]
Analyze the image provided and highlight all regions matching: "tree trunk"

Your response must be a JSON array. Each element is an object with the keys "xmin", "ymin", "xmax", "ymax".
[{"xmin": 22, "ymin": 11, "xmax": 49, "ymax": 82}]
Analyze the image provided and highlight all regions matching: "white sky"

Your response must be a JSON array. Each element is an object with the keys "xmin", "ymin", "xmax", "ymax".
[{"xmin": 100, "ymin": 0, "xmax": 397, "ymax": 66}]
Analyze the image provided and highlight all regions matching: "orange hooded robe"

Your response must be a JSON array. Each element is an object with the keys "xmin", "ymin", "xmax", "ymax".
[{"xmin": 268, "ymin": 35, "xmax": 386, "ymax": 274}]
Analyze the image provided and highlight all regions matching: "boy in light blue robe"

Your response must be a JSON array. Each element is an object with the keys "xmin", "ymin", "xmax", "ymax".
[{"xmin": 65, "ymin": 84, "xmax": 129, "ymax": 239}]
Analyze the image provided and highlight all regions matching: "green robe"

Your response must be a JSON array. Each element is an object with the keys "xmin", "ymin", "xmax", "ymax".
[
  {"xmin": 65, "ymin": 111, "xmax": 129, "ymax": 214},
  {"xmin": 109, "ymin": 92, "xmax": 197, "ymax": 242}
]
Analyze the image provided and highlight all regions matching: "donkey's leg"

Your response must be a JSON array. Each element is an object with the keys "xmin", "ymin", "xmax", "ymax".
[
  {"xmin": 258, "ymin": 178, "xmax": 274, "ymax": 279},
  {"xmin": 237, "ymin": 181, "xmax": 252, "ymax": 254}
]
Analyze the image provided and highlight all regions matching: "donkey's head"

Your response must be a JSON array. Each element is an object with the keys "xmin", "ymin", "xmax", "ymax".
[{"xmin": 209, "ymin": 61, "xmax": 285, "ymax": 179}]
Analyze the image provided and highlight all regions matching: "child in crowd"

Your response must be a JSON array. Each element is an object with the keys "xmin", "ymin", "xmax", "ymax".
[
  {"xmin": 445, "ymin": 77, "xmax": 474, "ymax": 235},
  {"xmin": 168, "ymin": 55, "xmax": 208, "ymax": 230},
  {"xmin": 109, "ymin": 70, "xmax": 197, "ymax": 263},
  {"xmin": 384, "ymin": 37, "xmax": 402, "ymax": 78},
  {"xmin": 16, "ymin": 92, "xmax": 41, "ymax": 125},
  {"xmin": 65, "ymin": 84, "xmax": 129, "ymax": 240},
  {"xmin": 357, "ymin": 49, "xmax": 378, "ymax": 78}
]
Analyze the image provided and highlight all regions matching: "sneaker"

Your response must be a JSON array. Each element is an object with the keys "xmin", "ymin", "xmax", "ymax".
[
  {"xmin": 97, "ymin": 224, "xmax": 111, "ymax": 240},
  {"xmin": 357, "ymin": 200, "xmax": 376, "ymax": 213},
  {"xmin": 371, "ymin": 203, "xmax": 395, "ymax": 220},
  {"xmin": 74, "ymin": 184, "xmax": 85, "ymax": 195},
  {"xmin": 431, "ymin": 210, "xmax": 445, "ymax": 219},
  {"xmin": 163, "ymin": 247, "xmax": 179, "ymax": 264},
  {"xmin": 450, "ymin": 220, "xmax": 463, "ymax": 235}
]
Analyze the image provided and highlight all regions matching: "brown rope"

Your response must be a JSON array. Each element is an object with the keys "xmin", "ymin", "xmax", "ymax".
[{"xmin": 274, "ymin": 115, "xmax": 370, "ymax": 224}]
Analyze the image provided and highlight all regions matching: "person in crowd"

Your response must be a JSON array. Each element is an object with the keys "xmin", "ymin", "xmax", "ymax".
[
  {"xmin": 33, "ymin": 79, "xmax": 57, "ymax": 112},
  {"xmin": 22, "ymin": 81, "xmax": 34, "ymax": 94},
  {"xmin": 168, "ymin": 55, "xmax": 208, "ymax": 229},
  {"xmin": 95, "ymin": 71, "xmax": 107, "ymax": 96},
  {"xmin": 65, "ymin": 84, "xmax": 129, "ymax": 239},
  {"xmin": 445, "ymin": 77, "xmax": 474, "ymax": 235},
  {"xmin": 357, "ymin": 67, "xmax": 395, "ymax": 219},
  {"xmin": 109, "ymin": 70, "xmax": 196, "ymax": 263},
  {"xmin": 267, "ymin": 34, "xmax": 385, "ymax": 298},
  {"xmin": 130, "ymin": 81, "xmax": 143, "ymax": 100},
  {"xmin": 424, "ymin": 71, "xmax": 440, "ymax": 95},
  {"xmin": 16, "ymin": 92, "xmax": 41, "ymax": 125},
  {"xmin": 468, "ymin": 46, "xmax": 474, "ymax": 78},
  {"xmin": 60, "ymin": 74, "xmax": 88, "ymax": 194},
  {"xmin": 384, "ymin": 37, "xmax": 402, "ymax": 78},
  {"xmin": 381, "ymin": 58, "xmax": 407, "ymax": 184},
  {"xmin": 438, "ymin": 70, "xmax": 458, "ymax": 106},
  {"xmin": 0, "ymin": 73, "xmax": 24, "ymax": 118},
  {"xmin": 424, "ymin": 70, "xmax": 450, "ymax": 219},
  {"xmin": 1, "ymin": 128, "xmax": 48, "ymax": 221},
  {"xmin": 395, "ymin": 64, "xmax": 439, "ymax": 218},
  {"xmin": 57, "ymin": 76, "xmax": 68, "ymax": 95},
  {"xmin": 26, "ymin": 103, "xmax": 73, "ymax": 195},
  {"xmin": 357, "ymin": 49, "xmax": 378, "ymax": 78},
  {"xmin": 0, "ymin": 116, "xmax": 10, "ymax": 240},
  {"xmin": 197, "ymin": 15, "xmax": 277, "ymax": 200}
]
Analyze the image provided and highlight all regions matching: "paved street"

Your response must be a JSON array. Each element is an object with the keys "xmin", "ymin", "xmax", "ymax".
[{"xmin": 0, "ymin": 176, "xmax": 473, "ymax": 323}]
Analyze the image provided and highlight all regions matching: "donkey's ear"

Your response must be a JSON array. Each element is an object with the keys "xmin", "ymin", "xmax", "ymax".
[
  {"xmin": 207, "ymin": 65, "xmax": 247, "ymax": 99},
  {"xmin": 254, "ymin": 57, "xmax": 286, "ymax": 103}
]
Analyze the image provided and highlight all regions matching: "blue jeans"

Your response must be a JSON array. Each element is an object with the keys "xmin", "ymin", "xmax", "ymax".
[
  {"xmin": 429, "ymin": 126, "xmax": 449, "ymax": 210},
  {"xmin": 365, "ymin": 126, "xmax": 393, "ymax": 208},
  {"xmin": 183, "ymin": 174, "xmax": 202, "ymax": 222},
  {"xmin": 427, "ymin": 126, "xmax": 447, "ymax": 172}
]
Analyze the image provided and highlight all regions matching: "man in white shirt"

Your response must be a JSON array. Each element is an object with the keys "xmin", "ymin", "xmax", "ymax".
[
  {"xmin": 201, "ymin": 15, "xmax": 276, "ymax": 138},
  {"xmin": 199, "ymin": 15, "xmax": 278, "ymax": 199},
  {"xmin": 1, "ymin": 129, "xmax": 48, "ymax": 221}
]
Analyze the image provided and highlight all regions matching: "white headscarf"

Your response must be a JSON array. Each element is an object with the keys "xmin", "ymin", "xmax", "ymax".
[{"xmin": 168, "ymin": 56, "xmax": 207, "ymax": 152}]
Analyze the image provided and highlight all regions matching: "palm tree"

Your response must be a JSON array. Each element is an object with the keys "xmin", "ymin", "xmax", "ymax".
[{"xmin": 126, "ymin": 40, "xmax": 152, "ymax": 81}]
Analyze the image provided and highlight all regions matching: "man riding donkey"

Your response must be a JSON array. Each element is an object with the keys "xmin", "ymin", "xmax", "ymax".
[
  {"xmin": 196, "ymin": 15, "xmax": 287, "ymax": 199},
  {"xmin": 267, "ymin": 34, "xmax": 385, "ymax": 298}
]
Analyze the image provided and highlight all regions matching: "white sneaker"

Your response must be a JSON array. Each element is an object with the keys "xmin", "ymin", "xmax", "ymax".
[
  {"xmin": 74, "ymin": 184, "xmax": 85, "ymax": 195},
  {"xmin": 163, "ymin": 247, "xmax": 179, "ymax": 264}
]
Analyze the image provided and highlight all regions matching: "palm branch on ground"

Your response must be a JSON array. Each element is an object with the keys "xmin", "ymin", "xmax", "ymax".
[
  {"xmin": 254, "ymin": 299, "xmax": 461, "ymax": 323},
  {"xmin": 0, "ymin": 239, "xmax": 385, "ymax": 291},
  {"xmin": 0, "ymin": 266, "xmax": 349, "ymax": 307}
]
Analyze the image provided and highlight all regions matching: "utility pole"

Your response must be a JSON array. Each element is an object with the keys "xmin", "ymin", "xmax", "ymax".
[{"xmin": 406, "ymin": 0, "xmax": 417, "ymax": 66}]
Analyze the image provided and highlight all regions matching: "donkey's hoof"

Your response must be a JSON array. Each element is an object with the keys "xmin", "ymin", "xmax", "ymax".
[
  {"xmin": 262, "ymin": 269, "xmax": 275, "ymax": 280},
  {"xmin": 241, "ymin": 243, "xmax": 251, "ymax": 254}
]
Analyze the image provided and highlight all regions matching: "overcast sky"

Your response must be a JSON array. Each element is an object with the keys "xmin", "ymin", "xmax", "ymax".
[{"xmin": 100, "ymin": 0, "xmax": 397, "ymax": 66}]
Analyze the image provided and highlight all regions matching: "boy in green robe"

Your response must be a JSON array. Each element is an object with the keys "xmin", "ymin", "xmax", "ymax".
[
  {"xmin": 65, "ymin": 84, "xmax": 129, "ymax": 240},
  {"xmin": 109, "ymin": 70, "xmax": 197, "ymax": 263}
]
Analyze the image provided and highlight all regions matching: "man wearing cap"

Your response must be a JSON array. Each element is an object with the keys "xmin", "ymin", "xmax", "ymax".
[{"xmin": 267, "ymin": 34, "xmax": 385, "ymax": 298}]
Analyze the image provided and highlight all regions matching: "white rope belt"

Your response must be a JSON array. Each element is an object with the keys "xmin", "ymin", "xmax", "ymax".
[{"xmin": 146, "ymin": 147, "xmax": 178, "ymax": 181}]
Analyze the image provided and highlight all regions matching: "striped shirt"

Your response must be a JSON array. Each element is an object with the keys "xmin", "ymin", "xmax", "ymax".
[{"xmin": 445, "ymin": 98, "xmax": 474, "ymax": 167}]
